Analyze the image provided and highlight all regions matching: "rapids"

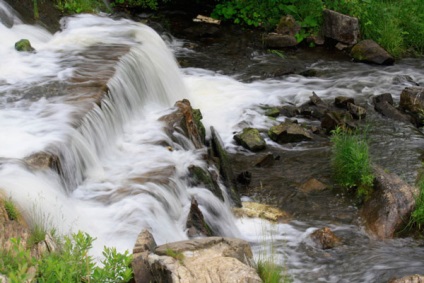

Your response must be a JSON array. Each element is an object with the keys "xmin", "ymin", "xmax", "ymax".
[{"xmin": 1, "ymin": 1, "xmax": 424, "ymax": 282}]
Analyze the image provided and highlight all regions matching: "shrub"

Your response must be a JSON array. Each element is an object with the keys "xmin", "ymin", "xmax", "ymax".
[
  {"xmin": 330, "ymin": 127, "xmax": 374, "ymax": 200},
  {"xmin": 55, "ymin": 0, "xmax": 107, "ymax": 14}
]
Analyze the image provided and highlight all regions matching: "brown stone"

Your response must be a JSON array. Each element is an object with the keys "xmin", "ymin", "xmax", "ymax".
[
  {"xmin": 351, "ymin": 39, "xmax": 394, "ymax": 65},
  {"xmin": 310, "ymin": 227, "xmax": 341, "ymax": 249},
  {"xmin": 264, "ymin": 33, "xmax": 298, "ymax": 48},
  {"xmin": 299, "ymin": 178, "xmax": 327, "ymax": 193},
  {"xmin": 233, "ymin": 201, "xmax": 290, "ymax": 222},
  {"xmin": 322, "ymin": 9, "xmax": 359, "ymax": 45}
]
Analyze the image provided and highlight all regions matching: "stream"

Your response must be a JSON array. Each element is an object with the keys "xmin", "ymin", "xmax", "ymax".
[{"xmin": 1, "ymin": 1, "xmax": 424, "ymax": 282}]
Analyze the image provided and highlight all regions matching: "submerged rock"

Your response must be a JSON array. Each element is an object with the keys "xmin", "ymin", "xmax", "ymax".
[
  {"xmin": 132, "ymin": 230, "xmax": 261, "ymax": 283},
  {"xmin": 351, "ymin": 39, "xmax": 394, "ymax": 65},
  {"xmin": 15, "ymin": 39, "xmax": 35, "ymax": 52},
  {"xmin": 299, "ymin": 178, "xmax": 328, "ymax": 194},
  {"xmin": 310, "ymin": 227, "xmax": 341, "ymax": 249},
  {"xmin": 360, "ymin": 166, "xmax": 418, "ymax": 239},
  {"xmin": 234, "ymin": 127, "xmax": 266, "ymax": 152}
]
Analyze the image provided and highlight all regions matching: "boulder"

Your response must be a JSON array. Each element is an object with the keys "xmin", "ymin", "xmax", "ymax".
[
  {"xmin": 399, "ymin": 87, "xmax": 424, "ymax": 126},
  {"xmin": 276, "ymin": 15, "xmax": 300, "ymax": 36},
  {"xmin": 360, "ymin": 166, "xmax": 419, "ymax": 239},
  {"xmin": 280, "ymin": 105, "xmax": 298, "ymax": 117},
  {"xmin": 188, "ymin": 165, "xmax": 223, "ymax": 201},
  {"xmin": 321, "ymin": 111, "xmax": 355, "ymax": 133},
  {"xmin": 351, "ymin": 40, "xmax": 395, "ymax": 65},
  {"xmin": 186, "ymin": 198, "xmax": 213, "ymax": 237},
  {"xmin": 132, "ymin": 230, "xmax": 261, "ymax": 283},
  {"xmin": 264, "ymin": 107, "xmax": 280, "ymax": 118},
  {"xmin": 299, "ymin": 93, "xmax": 328, "ymax": 119},
  {"xmin": 373, "ymin": 93, "xmax": 412, "ymax": 124},
  {"xmin": 334, "ymin": 96, "xmax": 354, "ymax": 109},
  {"xmin": 15, "ymin": 39, "xmax": 35, "ymax": 52},
  {"xmin": 322, "ymin": 9, "xmax": 359, "ymax": 45},
  {"xmin": 268, "ymin": 122, "xmax": 313, "ymax": 143},
  {"xmin": 233, "ymin": 201, "xmax": 290, "ymax": 222},
  {"xmin": 263, "ymin": 33, "xmax": 298, "ymax": 48},
  {"xmin": 234, "ymin": 128, "xmax": 266, "ymax": 152},
  {"xmin": 347, "ymin": 103, "xmax": 366, "ymax": 119},
  {"xmin": 211, "ymin": 127, "xmax": 241, "ymax": 207},
  {"xmin": 389, "ymin": 274, "xmax": 424, "ymax": 283},
  {"xmin": 24, "ymin": 152, "xmax": 62, "ymax": 174},
  {"xmin": 310, "ymin": 227, "xmax": 341, "ymax": 249}
]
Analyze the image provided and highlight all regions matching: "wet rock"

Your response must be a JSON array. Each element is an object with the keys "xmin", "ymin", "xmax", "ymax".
[
  {"xmin": 211, "ymin": 127, "xmax": 241, "ymax": 207},
  {"xmin": 268, "ymin": 121, "xmax": 313, "ymax": 143},
  {"xmin": 133, "ymin": 231, "xmax": 261, "ymax": 283},
  {"xmin": 299, "ymin": 93, "xmax": 328, "ymax": 119},
  {"xmin": 263, "ymin": 33, "xmax": 298, "ymax": 48},
  {"xmin": 186, "ymin": 198, "xmax": 213, "ymax": 237},
  {"xmin": 322, "ymin": 9, "xmax": 359, "ymax": 45},
  {"xmin": 373, "ymin": 93, "xmax": 412, "ymax": 124},
  {"xmin": 399, "ymin": 87, "xmax": 424, "ymax": 126},
  {"xmin": 24, "ymin": 151, "xmax": 62, "ymax": 174},
  {"xmin": 360, "ymin": 166, "xmax": 419, "ymax": 239},
  {"xmin": 183, "ymin": 24, "xmax": 221, "ymax": 38},
  {"xmin": 236, "ymin": 171, "xmax": 252, "ymax": 186},
  {"xmin": 321, "ymin": 111, "xmax": 355, "ymax": 133},
  {"xmin": 280, "ymin": 105, "xmax": 298, "ymax": 117},
  {"xmin": 392, "ymin": 75, "xmax": 420, "ymax": 86},
  {"xmin": 389, "ymin": 274, "xmax": 424, "ymax": 283},
  {"xmin": 334, "ymin": 96, "xmax": 354, "ymax": 109},
  {"xmin": 351, "ymin": 39, "xmax": 395, "ymax": 65},
  {"xmin": 234, "ymin": 127, "xmax": 266, "ymax": 152},
  {"xmin": 276, "ymin": 15, "xmax": 300, "ymax": 36},
  {"xmin": 310, "ymin": 227, "xmax": 341, "ymax": 249},
  {"xmin": 188, "ymin": 165, "xmax": 224, "ymax": 202},
  {"xmin": 299, "ymin": 69, "xmax": 318, "ymax": 77},
  {"xmin": 347, "ymin": 103, "xmax": 366, "ymax": 119},
  {"xmin": 254, "ymin": 152, "xmax": 277, "ymax": 168},
  {"xmin": 15, "ymin": 39, "xmax": 35, "ymax": 52},
  {"xmin": 264, "ymin": 107, "xmax": 280, "ymax": 118},
  {"xmin": 233, "ymin": 201, "xmax": 290, "ymax": 222},
  {"xmin": 310, "ymin": 92, "xmax": 325, "ymax": 106},
  {"xmin": 299, "ymin": 178, "xmax": 328, "ymax": 194}
]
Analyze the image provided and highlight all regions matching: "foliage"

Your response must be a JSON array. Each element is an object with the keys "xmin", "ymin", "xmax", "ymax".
[
  {"xmin": 256, "ymin": 258, "xmax": 286, "ymax": 283},
  {"xmin": 4, "ymin": 198, "xmax": 19, "ymax": 221},
  {"xmin": 211, "ymin": 0, "xmax": 323, "ymax": 38},
  {"xmin": 330, "ymin": 127, "xmax": 374, "ymax": 200},
  {"xmin": 55, "ymin": 0, "xmax": 107, "ymax": 14},
  {"xmin": 410, "ymin": 171, "xmax": 424, "ymax": 229},
  {"xmin": 0, "ymin": 231, "xmax": 133, "ymax": 283}
]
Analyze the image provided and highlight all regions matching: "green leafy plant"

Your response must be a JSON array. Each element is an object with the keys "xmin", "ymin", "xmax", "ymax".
[
  {"xmin": 4, "ymin": 198, "xmax": 19, "ymax": 221},
  {"xmin": 330, "ymin": 127, "xmax": 374, "ymax": 200},
  {"xmin": 56, "ymin": 0, "xmax": 107, "ymax": 14},
  {"xmin": 0, "ymin": 238, "xmax": 36, "ymax": 283}
]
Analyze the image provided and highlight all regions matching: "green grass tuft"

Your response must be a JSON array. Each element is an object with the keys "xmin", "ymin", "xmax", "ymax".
[
  {"xmin": 4, "ymin": 198, "xmax": 19, "ymax": 221},
  {"xmin": 330, "ymin": 127, "xmax": 374, "ymax": 200},
  {"xmin": 165, "ymin": 247, "xmax": 185, "ymax": 263}
]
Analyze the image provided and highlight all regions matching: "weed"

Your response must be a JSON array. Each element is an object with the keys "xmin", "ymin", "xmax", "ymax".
[
  {"xmin": 410, "ymin": 171, "xmax": 424, "ymax": 229},
  {"xmin": 165, "ymin": 247, "xmax": 185, "ymax": 263},
  {"xmin": 330, "ymin": 127, "xmax": 374, "ymax": 201}
]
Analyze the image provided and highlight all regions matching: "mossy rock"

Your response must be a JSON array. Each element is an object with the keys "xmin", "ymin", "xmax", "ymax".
[
  {"xmin": 268, "ymin": 122, "xmax": 312, "ymax": 143},
  {"xmin": 233, "ymin": 128, "xmax": 266, "ymax": 152},
  {"xmin": 264, "ymin": 107, "xmax": 280, "ymax": 118},
  {"xmin": 15, "ymin": 39, "xmax": 35, "ymax": 52}
]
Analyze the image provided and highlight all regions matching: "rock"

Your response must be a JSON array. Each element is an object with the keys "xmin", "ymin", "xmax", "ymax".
[
  {"xmin": 268, "ymin": 122, "xmax": 313, "ymax": 143},
  {"xmin": 264, "ymin": 107, "xmax": 280, "ymax": 118},
  {"xmin": 322, "ymin": 9, "xmax": 359, "ymax": 45},
  {"xmin": 360, "ymin": 166, "xmax": 419, "ymax": 239},
  {"xmin": 347, "ymin": 103, "xmax": 366, "ymax": 119},
  {"xmin": 0, "ymin": 274, "xmax": 8, "ymax": 283},
  {"xmin": 310, "ymin": 227, "xmax": 341, "ymax": 249},
  {"xmin": 399, "ymin": 87, "xmax": 424, "ymax": 126},
  {"xmin": 234, "ymin": 128, "xmax": 266, "ymax": 152},
  {"xmin": 310, "ymin": 92, "xmax": 325, "ymax": 106},
  {"xmin": 233, "ymin": 201, "xmax": 290, "ymax": 222},
  {"xmin": 264, "ymin": 33, "xmax": 298, "ymax": 48},
  {"xmin": 15, "ymin": 39, "xmax": 35, "ymax": 52},
  {"xmin": 188, "ymin": 165, "xmax": 223, "ymax": 201},
  {"xmin": 280, "ymin": 105, "xmax": 298, "ymax": 117},
  {"xmin": 211, "ymin": 127, "xmax": 241, "ymax": 207},
  {"xmin": 351, "ymin": 39, "xmax": 395, "ymax": 65},
  {"xmin": 373, "ymin": 95, "xmax": 412, "ymax": 124},
  {"xmin": 254, "ymin": 152, "xmax": 277, "ymax": 168},
  {"xmin": 392, "ymin": 75, "xmax": 420, "ymax": 86},
  {"xmin": 335, "ymin": 42, "xmax": 349, "ymax": 50},
  {"xmin": 276, "ymin": 15, "xmax": 300, "ymax": 36},
  {"xmin": 321, "ymin": 111, "xmax": 355, "ymax": 133},
  {"xmin": 389, "ymin": 274, "xmax": 424, "ymax": 283},
  {"xmin": 299, "ymin": 178, "xmax": 328, "ymax": 193},
  {"xmin": 186, "ymin": 198, "xmax": 213, "ymax": 237},
  {"xmin": 299, "ymin": 93, "xmax": 328, "ymax": 119},
  {"xmin": 334, "ymin": 96, "xmax": 354, "ymax": 109},
  {"xmin": 132, "ymin": 232, "xmax": 262, "ymax": 283},
  {"xmin": 24, "ymin": 152, "xmax": 62, "ymax": 174},
  {"xmin": 183, "ymin": 24, "xmax": 221, "ymax": 38},
  {"xmin": 236, "ymin": 171, "xmax": 252, "ymax": 186}
]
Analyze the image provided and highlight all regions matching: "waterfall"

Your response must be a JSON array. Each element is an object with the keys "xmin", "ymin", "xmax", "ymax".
[{"xmin": 0, "ymin": 2, "xmax": 240, "ymax": 256}]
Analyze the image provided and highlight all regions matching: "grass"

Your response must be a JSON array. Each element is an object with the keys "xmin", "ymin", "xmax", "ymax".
[
  {"xmin": 4, "ymin": 198, "xmax": 20, "ymax": 221},
  {"xmin": 165, "ymin": 247, "xmax": 185, "ymax": 264},
  {"xmin": 330, "ymin": 127, "xmax": 374, "ymax": 201},
  {"xmin": 410, "ymin": 171, "xmax": 424, "ymax": 230}
]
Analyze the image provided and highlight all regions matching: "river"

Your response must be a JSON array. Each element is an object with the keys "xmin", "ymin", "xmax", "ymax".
[{"xmin": 1, "ymin": 1, "xmax": 424, "ymax": 282}]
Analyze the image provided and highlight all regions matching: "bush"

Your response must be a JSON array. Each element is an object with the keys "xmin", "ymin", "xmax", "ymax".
[
  {"xmin": 330, "ymin": 127, "xmax": 374, "ymax": 200},
  {"xmin": 0, "ymin": 231, "xmax": 133, "ymax": 283},
  {"xmin": 55, "ymin": 0, "xmax": 108, "ymax": 14}
]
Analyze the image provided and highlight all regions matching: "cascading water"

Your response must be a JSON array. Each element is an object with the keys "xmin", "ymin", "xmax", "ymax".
[{"xmin": 1, "ymin": 1, "xmax": 424, "ymax": 282}]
